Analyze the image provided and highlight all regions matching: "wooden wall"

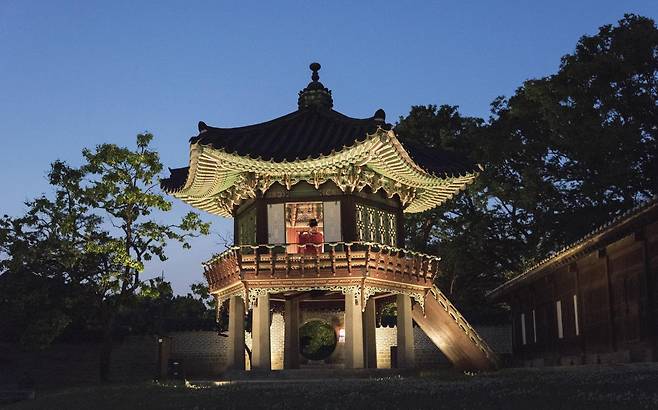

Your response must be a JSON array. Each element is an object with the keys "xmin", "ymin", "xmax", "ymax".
[{"xmin": 508, "ymin": 219, "xmax": 658, "ymax": 365}]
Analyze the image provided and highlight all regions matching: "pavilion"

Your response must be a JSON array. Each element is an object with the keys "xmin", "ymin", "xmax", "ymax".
[{"xmin": 162, "ymin": 63, "xmax": 498, "ymax": 371}]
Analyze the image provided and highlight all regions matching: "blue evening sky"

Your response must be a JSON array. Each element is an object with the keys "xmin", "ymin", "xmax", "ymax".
[{"xmin": 1, "ymin": 1, "xmax": 656, "ymax": 294}]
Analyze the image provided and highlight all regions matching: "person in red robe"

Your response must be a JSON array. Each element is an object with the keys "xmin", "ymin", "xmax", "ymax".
[{"xmin": 298, "ymin": 218, "xmax": 323, "ymax": 254}]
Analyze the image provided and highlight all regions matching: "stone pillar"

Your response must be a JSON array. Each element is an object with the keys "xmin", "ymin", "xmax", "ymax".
[
  {"xmin": 396, "ymin": 294, "xmax": 415, "ymax": 368},
  {"xmin": 363, "ymin": 297, "xmax": 377, "ymax": 368},
  {"xmin": 344, "ymin": 291, "xmax": 364, "ymax": 368},
  {"xmin": 284, "ymin": 299, "xmax": 300, "ymax": 369},
  {"xmin": 227, "ymin": 295, "xmax": 246, "ymax": 371},
  {"xmin": 251, "ymin": 293, "xmax": 271, "ymax": 371}
]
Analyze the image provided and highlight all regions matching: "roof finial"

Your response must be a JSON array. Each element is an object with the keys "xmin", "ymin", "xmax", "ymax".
[
  {"xmin": 310, "ymin": 62, "xmax": 321, "ymax": 82},
  {"xmin": 298, "ymin": 62, "xmax": 333, "ymax": 110}
]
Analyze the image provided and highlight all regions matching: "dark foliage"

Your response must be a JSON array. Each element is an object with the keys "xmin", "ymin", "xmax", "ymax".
[{"xmin": 398, "ymin": 14, "xmax": 657, "ymax": 324}]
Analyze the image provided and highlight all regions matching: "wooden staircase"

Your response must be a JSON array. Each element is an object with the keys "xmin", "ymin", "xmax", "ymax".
[{"xmin": 413, "ymin": 285, "xmax": 500, "ymax": 371}]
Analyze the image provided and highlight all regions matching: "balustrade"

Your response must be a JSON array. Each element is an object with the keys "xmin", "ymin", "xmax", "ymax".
[{"xmin": 203, "ymin": 241, "xmax": 440, "ymax": 292}]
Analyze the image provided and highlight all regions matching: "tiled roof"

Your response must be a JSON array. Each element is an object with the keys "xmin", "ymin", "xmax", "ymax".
[
  {"xmin": 193, "ymin": 108, "xmax": 387, "ymax": 162},
  {"xmin": 161, "ymin": 108, "xmax": 478, "ymax": 193},
  {"xmin": 160, "ymin": 166, "xmax": 189, "ymax": 193},
  {"xmin": 160, "ymin": 63, "xmax": 480, "ymax": 216}
]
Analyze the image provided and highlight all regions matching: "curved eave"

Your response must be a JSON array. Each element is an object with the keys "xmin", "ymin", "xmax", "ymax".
[{"xmin": 163, "ymin": 128, "xmax": 479, "ymax": 217}]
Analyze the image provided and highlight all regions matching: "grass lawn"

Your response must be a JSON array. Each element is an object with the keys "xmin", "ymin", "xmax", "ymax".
[{"xmin": 3, "ymin": 363, "xmax": 658, "ymax": 410}]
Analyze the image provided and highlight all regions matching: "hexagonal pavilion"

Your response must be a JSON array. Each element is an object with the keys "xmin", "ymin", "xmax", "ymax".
[{"xmin": 162, "ymin": 63, "xmax": 497, "ymax": 371}]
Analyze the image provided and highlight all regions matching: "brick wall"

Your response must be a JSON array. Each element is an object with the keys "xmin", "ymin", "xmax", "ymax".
[
  {"xmin": 270, "ymin": 313, "xmax": 285, "ymax": 370},
  {"xmin": 375, "ymin": 326, "xmax": 396, "ymax": 368},
  {"xmin": 476, "ymin": 325, "xmax": 513, "ymax": 354},
  {"xmin": 374, "ymin": 326, "xmax": 449, "ymax": 368},
  {"xmin": 169, "ymin": 331, "xmax": 229, "ymax": 376}
]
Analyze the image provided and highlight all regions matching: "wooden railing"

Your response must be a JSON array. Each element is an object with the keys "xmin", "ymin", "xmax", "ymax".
[
  {"xmin": 428, "ymin": 286, "xmax": 498, "ymax": 361},
  {"xmin": 203, "ymin": 241, "xmax": 441, "ymax": 292}
]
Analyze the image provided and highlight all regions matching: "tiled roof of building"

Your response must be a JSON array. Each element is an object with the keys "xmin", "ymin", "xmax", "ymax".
[
  {"xmin": 161, "ymin": 107, "xmax": 478, "ymax": 193},
  {"xmin": 193, "ymin": 108, "xmax": 387, "ymax": 163},
  {"xmin": 160, "ymin": 63, "xmax": 480, "ymax": 216}
]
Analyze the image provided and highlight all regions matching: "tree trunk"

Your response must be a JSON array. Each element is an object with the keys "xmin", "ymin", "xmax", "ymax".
[{"xmin": 99, "ymin": 313, "xmax": 115, "ymax": 383}]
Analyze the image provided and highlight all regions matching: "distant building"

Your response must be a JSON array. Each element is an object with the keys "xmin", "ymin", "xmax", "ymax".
[{"xmin": 488, "ymin": 198, "xmax": 658, "ymax": 366}]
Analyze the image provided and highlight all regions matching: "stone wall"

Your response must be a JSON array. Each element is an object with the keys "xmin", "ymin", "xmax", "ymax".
[
  {"xmin": 169, "ymin": 312, "xmax": 286, "ymax": 375},
  {"xmin": 414, "ymin": 326, "xmax": 451, "ymax": 368},
  {"xmin": 270, "ymin": 313, "xmax": 285, "ymax": 370},
  {"xmin": 167, "ymin": 313, "xmax": 511, "ymax": 375},
  {"xmin": 476, "ymin": 325, "xmax": 513, "ymax": 354},
  {"xmin": 0, "ymin": 323, "xmax": 512, "ymax": 387},
  {"xmin": 374, "ymin": 325, "xmax": 512, "ymax": 369},
  {"xmin": 375, "ymin": 326, "xmax": 396, "ymax": 368},
  {"xmin": 169, "ymin": 331, "xmax": 228, "ymax": 377},
  {"xmin": 374, "ymin": 326, "xmax": 449, "ymax": 368},
  {"xmin": 0, "ymin": 336, "xmax": 159, "ymax": 388}
]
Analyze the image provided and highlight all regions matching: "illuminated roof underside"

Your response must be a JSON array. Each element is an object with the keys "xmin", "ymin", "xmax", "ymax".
[
  {"xmin": 162, "ymin": 125, "xmax": 478, "ymax": 217},
  {"xmin": 162, "ymin": 64, "xmax": 479, "ymax": 216}
]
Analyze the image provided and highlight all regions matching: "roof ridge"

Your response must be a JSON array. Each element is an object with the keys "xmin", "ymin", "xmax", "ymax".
[{"xmin": 198, "ymin": 108, "xmax": 375, "ymax": 134}]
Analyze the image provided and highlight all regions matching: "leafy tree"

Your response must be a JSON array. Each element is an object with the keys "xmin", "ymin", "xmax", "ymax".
[
  {"xmin": 515, "ymin": 13, "xmax": 657, "ymax": 230},
  {"xmin": 80, "ymin": 133, "xmax": 210, "ymax": 381},
  {"xmin": 0, "ymin": 133, "xmax": 210, "ymax": 381},
  {"xmin": 114, "ymin": 279, "xmax": 217, "ymax": 336},
  {"xmin": 397, "ymin": 14, "xmax": 657, "ymax": 322},
  {"xmin": 0, "ymin": 162, "xmax": 103, "ymax": 347},
  {"xmin": 397, "ymin": 105, "xmax": 517, "ymax": 322}
]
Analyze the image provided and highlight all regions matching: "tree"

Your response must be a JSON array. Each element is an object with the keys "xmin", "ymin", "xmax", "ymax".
[
  {"xmin": 519, "ymin": 13, "xmax": 657, "ymax": 230},
  {"xmin": 0, "ymin": 133, "xmax": 210, "ymax": 381},
  {"xmin": 396, "ymin": 105, "xmax": 518, "ymax": 322},
  {"xmin": 81, "ymin": 133, "xmax": 210, "ymax": 381},
  {"xmin": 396, "ymin": 14, "xmax": 658, "ymax": 322},
  {"xmin": 114, "ymin": 279, "xmax": 218, "ymax": 336},
  {"xmin": 0, "ymin": 162, "xmax": 104, "ymax": 348}
]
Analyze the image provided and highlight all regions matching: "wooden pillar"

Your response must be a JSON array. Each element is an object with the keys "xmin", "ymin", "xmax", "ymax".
[
  {"xmin": 341, "ymin": 196, "xmax": 357, "ymax": 243},
  {"xmin": 233, "ymin": 213, "xmax": 240, "ymax": 245},
  {"xmin": 638, "ymin": 231, "xmax": 657, "ymax": 360},
  {"xmin": 363, "ymin": 297, "xmax": 377, "ymax": 368},
  {"xmin": 344, "ymin": 292, "xmax": 364, "ymax": 368},
  {"xmin": 395, "ymin": 205, "xmax": 405, "ymax": 248},
  {"xmin": 601, "ymin": 249, "xmax": 617, "ymax": 351},
  {"xmin": 396, "ymin": 294, "xmax": 415, "ymax": 368},
  {"xmin": 256, "ymin": 197, "xmax": 268, "ymax": 253},
  {"xmin": 227, "ymin": 295, "xmax": 246, "ymax": 370},
  {"xmin": 573, "ymin": 262, "xmax": 586, "ymax": 356},
  {"xmin": 284, "ymin": 299, "xmax": 300, "ymax": 369},
  {"xmin": 252, "ymin": 293, "xmax": 271, "ymax": 371}
]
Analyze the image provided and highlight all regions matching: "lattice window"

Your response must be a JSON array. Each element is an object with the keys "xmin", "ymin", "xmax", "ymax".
[
  {"xmin": 356, "ymin": 204, "xmax": 366, "ymax": 241},
  {"xmin": 355, "ymin": 203, "xmax": 397, "ymax": 246}
]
